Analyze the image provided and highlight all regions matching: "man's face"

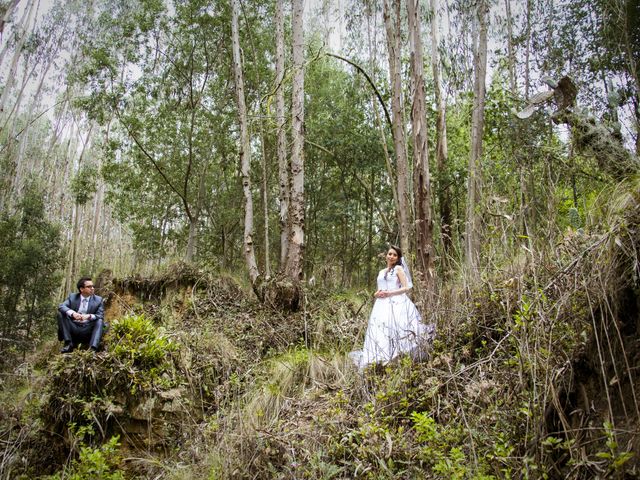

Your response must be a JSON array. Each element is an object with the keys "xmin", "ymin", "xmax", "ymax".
[{"xmin": 80, "ymin": 281, "xmax": 95, "ymax": 297}]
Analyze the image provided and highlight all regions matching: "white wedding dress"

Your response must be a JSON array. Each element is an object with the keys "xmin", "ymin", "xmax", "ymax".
[{"xmin": 350, "ymin": 266, "xmax": 434, "ymax": 370}]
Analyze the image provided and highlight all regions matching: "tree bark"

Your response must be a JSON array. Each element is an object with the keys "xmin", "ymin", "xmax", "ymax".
[
  {"xmin": 284, "ymin": 0, "xmax": 305, "ymax": 284},
  {"xmin": 275, "ymin": 0, "xmax": 290, "ymax": 268},
  {"xmin": 407, "ymin": 0, "xmax": 435, "ymax": 293},
  {"xmin": 259, "ymin": 123, "xmax": 270, "ymax": 277},
  {"xmin": 231, "ymin": 0, "xmax": 260, "ymax": 284},
  {"xmin": 429, "ymin": 0, "xmax": 453, "ymax": 265},
  {"xmin": 383, "ymin": 0, "xmax": 410, "ymax": 254},
  {"xmin": 524, "ymin": 0, "xmax": 532, "ymax": 98},
  {"xmin": 465, "ymin": 0, "xmax": 488, "ymax": 279},
  {"xmin": 504, "ymin": 0, "xmax": 517, "ymax": 93}
]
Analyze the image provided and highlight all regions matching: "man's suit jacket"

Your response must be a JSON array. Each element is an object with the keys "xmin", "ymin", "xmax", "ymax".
[{"xmin": 59, "ymin": 293, "xmax": 105, "ymax": 321}]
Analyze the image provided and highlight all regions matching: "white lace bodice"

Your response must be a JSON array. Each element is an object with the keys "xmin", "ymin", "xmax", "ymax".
[{"xmin": 377, "ymin": 266, "xmax": 403, "ymax": 291}]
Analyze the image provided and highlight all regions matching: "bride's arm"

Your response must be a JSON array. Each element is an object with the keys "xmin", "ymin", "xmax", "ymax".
[{"xmin": 389, "ymin": 266, "xmax": 411, "ymax": 296}]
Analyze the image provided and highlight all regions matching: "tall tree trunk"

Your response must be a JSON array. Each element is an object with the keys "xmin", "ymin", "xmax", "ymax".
[
  {"xmin": 383, "ymin": 0, "xmax": 410, "ymax": 254},
  {"xmin": 259, "ymin": 124, "xmax": 271, "ymax": 278},
  {"xmin": 66, "ymin": 202, "xmax": 81, "ymax": 293},
  {"xmin": 231, "ymin": 0, "xmax": 259, "ymax": 284},
  {"xmin": 0, "ymin": 0, "xmax": 36, "ymax": 115},
  {"xmin": 15, "ymin": 42, "xmax": 60, "ymax": 157},
  {"xmin": 10, "ymin": 50, "xmax": 60, "ymax": 201},
  {"xmin": 284, "ymin": 0, "xmax": 305, "ymax": 284},
  {"xmin": 185, "ymin": 217, "xmax": 198, "ymax": 262},
  {"xmin": 0, "ymin": 0, "xmax": 21, "ymax": 40},
  {"xmin": 2, "ymin": 55, "xmax": 38, "ymax": 132},
  {"xmin": 407, "ymin": 0, "xmax": 435, "ymax": 293},
  {"xmin": 504, "ymin": 0, "xmax": 517, "ymax": 93},
  {"xmin": 365, "ymin": 0, "xmax": 399, "ymax": 235},
  {"xmin": 0, "ymin": 0, "xmax": 29, "ymax": 71},
  {"xmin": 275, "ymin": 0, "xmax": 290, "ymax": 267},
  {"xmin": 91, "ymin": 182, "xmax": 104, "ymax": 270},
  {"xmin": 465, "ymin": 0, "xmax": 488, "ymax": 279},
  {"xmin": 429, "ymin": 0, "xmax": 452, "ymax": 265},
  {"xmin": 524, "ymin": 0, "xmax": 532, "ymax": 98},
  {"xmin": 618, "ymin": 0, "xmax": 640, "ymax": 154}
]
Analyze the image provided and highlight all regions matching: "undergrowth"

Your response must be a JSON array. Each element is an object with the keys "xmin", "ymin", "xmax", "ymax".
[{"xmin": 0, "ymin": 178, "xmax": 639, "ymax": 479}]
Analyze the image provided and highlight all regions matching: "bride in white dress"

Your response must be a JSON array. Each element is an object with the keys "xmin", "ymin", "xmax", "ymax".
[{"xmin": 350, "ymin": 246, "xmax": 434, "ymax": 370}]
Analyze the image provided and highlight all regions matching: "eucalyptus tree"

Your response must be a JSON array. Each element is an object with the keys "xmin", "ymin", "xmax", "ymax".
[
  {"xmin": 4, "ymin": 2, "xmax": 75, "ymax": 214},
  {"xmin": 283, "ymin": 0, "xmax": 305, "ymax": 289},
  {"xmin": 501, "ymin": 0, "xmax": 640, "ymax": 238},
  {"xmin": 0, "ymin": 0, "xmax": 21, "ymax": 39},
  {"xmin": 555, "ymin": 0, "xmax": 639, "ymax": 153},
  {"xmin": 304, "ymin": 54, "xmax": 388, "ymax": 287},
  {"xmin": 0, "ymin": 0, "xmax": 37, "ymax": 114},
  {"xmin": 73, "ymin": 0, "xmax": 243, "ymax": 263},
  {"xmin": 429, "ymin": 0, "xmax": 453, "ymax": 264},
  {"xmin": 407, "ymin": 0, "xmax": 435, "ymax": 293},
  {"xmin": 383, "ymin": 0, "xmax": 410, "ymax": 254},
  {"xmin": 231, "ymin": 0, "xmax": 260, "ymax": 285},
  {"xmin": 465, "ymin": 0, "xmax": 488, "ymax": 279},
  {"xmin": 275, "ymin": 0, "xmax": 290, "ymax": 267},
  {"xmin": 0, "ymin": 0, "xmax": 37, "ymax": 211}
]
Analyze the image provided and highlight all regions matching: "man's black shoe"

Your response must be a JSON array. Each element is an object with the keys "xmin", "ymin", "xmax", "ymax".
[{"xmin": 61, "ymin": 343, "xmax": 74, "ymax": 354}]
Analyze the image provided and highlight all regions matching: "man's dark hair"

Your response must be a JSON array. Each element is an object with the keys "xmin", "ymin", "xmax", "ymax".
[{"xmin": 77, "ymin": 276, "xmax": 93, "ymax": 291}]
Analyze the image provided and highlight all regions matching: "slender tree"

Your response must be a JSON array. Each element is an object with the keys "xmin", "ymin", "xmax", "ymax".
[
  {"xmin": 231, "ymin": 0, "xmax": 260, "ymax": 285},
  {"xmin": 275, "ymin": 0, "xmax": 290, "ymax": 267},
  {"xmin": 284, "ymin": 0, "xmax": 305, "ymax": 286},
  {"xmin": 407, "ymin": 0, "xmax": 435, "ymax": 292},
  {"xmin": 0, "ymin": 0, "xmax": 36, "ymax": 115},
  {"xmin": 429, "ymin": 0, "xmax": 453, "ymax": 264},
  {"xmin": 383, "ymin": 0, "xmax": 410, "ymax": 254},
  {"xmin": 465, "ymin": 0, "xmax": 488, "ymax": 278}
]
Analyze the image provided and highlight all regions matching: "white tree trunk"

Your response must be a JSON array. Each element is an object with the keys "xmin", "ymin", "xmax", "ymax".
[
  {"xmin": 504, "ymin": 0, "xmax": 517, "ymax": 93},
  {"xmin": 465, "ymin": 0, "xmax": 488, "ymax": 278},
  {"xmin": 407, "ymin": 0, "xmax": 434, "ymax": 290},
  {"xmin": 275, "ymin": 0, "xmax": 290, "ymax": 268},
  {"xmin": 231, "ymin": 0, "xmax": 259, "ymax": 283},
  {"xmin": 0, "ymin": 0, "xmax": 21, "ymax": 40},
  {"xmin": 383, "ymin": 0, "xmax": 410, "ymax": 254},
  {"xmin": 430, "ymin": 0, "xmax": 452, "ymax": 261},
  {"xmin": 0, "ymin": 0, "xmax": 36, "ymax": 114}
]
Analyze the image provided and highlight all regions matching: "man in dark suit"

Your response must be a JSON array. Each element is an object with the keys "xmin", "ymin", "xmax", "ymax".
[{"xmin": 58, "ymin": 276, "xmax": 105, "ymax": 354}]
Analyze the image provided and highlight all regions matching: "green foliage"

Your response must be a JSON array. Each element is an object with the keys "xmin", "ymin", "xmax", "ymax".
[
  {"xmin": 0, "ymin": 182, "xmax": 63, "ymax": 364},
  {"xmin": 304, "ymin": 53, "xmax": 390, "ymax": 286},
  {"xmin": 110, "ymin": 314, "xmax": 177, "ymax": 373},
  {"xmin": 568, "ymin": 207, "xmax": 582, "ymax": 229},
  {"xmin": 45, "ymin": 435, "xmax": 124, "ymax": 480},
  {"xmin": 71, "ymin": 0, "xmax": 249, "ymax": 263},
  {"xmin": 69, "ymin": 164, "xmax": 98, "ymax": 205},
  {"xmin": 411, "ymin": 412, "xmax": 480, "ymax": 478},
  {"xmin": 594, "ymin": 422, "xmax": 635, "ymax": 474}
]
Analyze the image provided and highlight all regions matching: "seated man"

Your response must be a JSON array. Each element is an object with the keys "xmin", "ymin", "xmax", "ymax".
[{"xmin": 58, "ymin": 276, "xmax": 105, "ymax": 353}]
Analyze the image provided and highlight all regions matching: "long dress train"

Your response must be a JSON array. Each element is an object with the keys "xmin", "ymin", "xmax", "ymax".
[{"xmin": 350, "ymin": 266, "xmax": 435, "ymax": 369}]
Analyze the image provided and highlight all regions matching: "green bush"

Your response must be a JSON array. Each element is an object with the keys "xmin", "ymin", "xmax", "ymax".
[
  {"xmin": 44, "ymin": 436, "xmax": 124, "ymax": 480},
  {"xmin": 110, "ymin": 313, "xmax": 177, "ymax": 370},
  {"xmin": 0, "ymin": 181, "xmax": 63, "ymax": 365}
]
